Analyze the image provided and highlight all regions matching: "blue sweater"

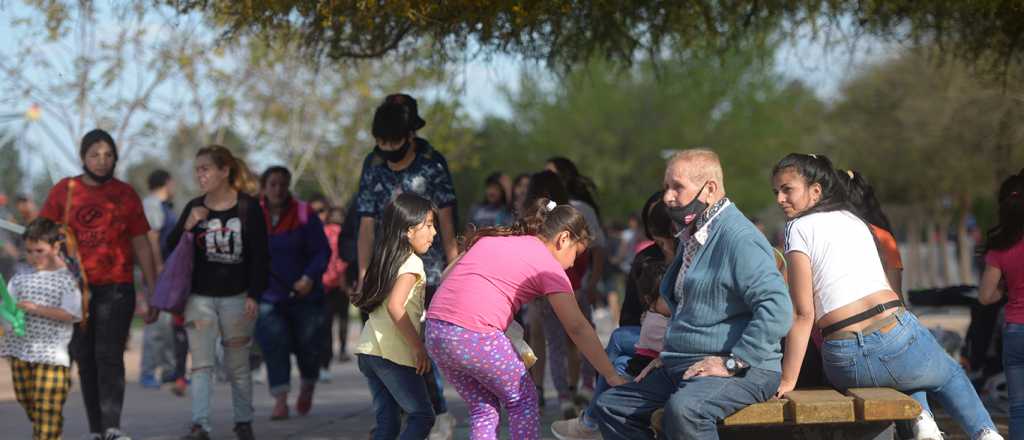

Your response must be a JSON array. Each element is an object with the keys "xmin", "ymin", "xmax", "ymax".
[
  {"xmin": 659, "ymin": 203, "xmax": 792, "ymax": 372},
  {"xmin": 262, "ymin": 200, "xmax": 331, "ymax": 303}
]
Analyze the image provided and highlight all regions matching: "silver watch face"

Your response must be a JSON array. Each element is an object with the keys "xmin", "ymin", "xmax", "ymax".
[{"xmin": 726, "ymin": 358, "xmax": 736, "ymax": 369}]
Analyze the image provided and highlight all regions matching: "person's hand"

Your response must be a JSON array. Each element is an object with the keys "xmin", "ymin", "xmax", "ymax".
[
  {"xmin": 184, "ymin": 206, "xmax": 210, "ymax": 230},
  {"xmin": 606, "ymin": 374, "xmax": 630, "ymax": 387},
  {"xmin": 144, "ymin": 307, "xmax": 160, "ymax": 324},
  {"xmin": 244, "ymin": 297, "xmax": 258, "ymax": 320},
  {"xmin": 682, "ymin": 356, "xmax": 730, "ymax": 380},
  {"xmin": 412, "ymin": 343, "xmax": 432, "ymax": 375},
  {"xmin": 774, "ymin": 378, "xmax": 797, "ymax": 399},
  {"xmin": 16, "ymin": 301, "xmax": 39, "ymax": 314},
  {"xmin": 293, "ymin": 276, "xmax": 314, "ymax": 297},
  {"xmin": 634, "ymin": 357, "xmax": 663, "ymax": 382}
]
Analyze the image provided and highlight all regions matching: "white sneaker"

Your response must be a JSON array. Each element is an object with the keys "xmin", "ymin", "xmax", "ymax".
[
  {"xmin": 913, "ymin": 411, "xmax": 944, "ymax": 440},
  {"xmin": 429, "ymin": 412, "xmax": 456, "ymax": 440},
  {"xmin": 974, "ymin": 428, "xmax": 1005, "ymax": 440},
  {"xmin": 318, "ymin": 369, "xmax": 333, "ymax": 383},
  {"xmin": 551, "ymin": 416, "xmax": 602, "ymax": 440},
  {"xmin": 102, "ymin": 428, "xmax": 132, "ymax": 440}
]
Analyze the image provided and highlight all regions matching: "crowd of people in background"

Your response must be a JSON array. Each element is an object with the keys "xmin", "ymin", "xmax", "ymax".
[{"xmin": 0, "ymin": 91, "xmax": 1020, "ymax": 440}]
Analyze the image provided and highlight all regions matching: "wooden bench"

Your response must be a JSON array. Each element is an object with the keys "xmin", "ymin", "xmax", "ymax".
[{"xmin": 650, "ymin": 388, "xmax": 921, "ymax": 440}]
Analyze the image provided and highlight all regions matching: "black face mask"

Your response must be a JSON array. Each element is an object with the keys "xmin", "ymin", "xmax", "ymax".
[
  {"xmin": 82, "ymin": 164, "xmax": 115, "ymax": 184},
  {"xmin": 374, "ymin": 140, "xmax": 411, "ymax": 163},
  {"xmin": 666, "ymin": 181, "xmax": 709, "ymax": 232}
]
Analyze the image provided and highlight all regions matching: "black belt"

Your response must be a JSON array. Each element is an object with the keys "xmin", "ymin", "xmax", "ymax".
[{"xmin": 821, "ymin": 300, "xmax": 904, "ymax": 338}]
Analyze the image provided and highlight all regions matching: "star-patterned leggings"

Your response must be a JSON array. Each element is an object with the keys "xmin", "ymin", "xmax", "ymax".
[{"xmin": 425, "ymin": 319, "xmax": 539, "ymax": 440}]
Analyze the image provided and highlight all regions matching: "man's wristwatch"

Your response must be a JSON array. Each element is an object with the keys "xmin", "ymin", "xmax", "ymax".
[{"xmin": 724, "ymin": 355, "xmax": 749, "ymax": 375}]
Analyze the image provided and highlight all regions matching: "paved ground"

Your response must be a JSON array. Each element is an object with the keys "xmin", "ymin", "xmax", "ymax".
[{"xmin": 0, "ymin": 306, "xmax": 1009, "ymax": 439}]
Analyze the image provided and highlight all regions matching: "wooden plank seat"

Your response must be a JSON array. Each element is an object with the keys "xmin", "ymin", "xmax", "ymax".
[{"xmin": 649, "ymin": 387, "xmax": 920, "ymax": 439}]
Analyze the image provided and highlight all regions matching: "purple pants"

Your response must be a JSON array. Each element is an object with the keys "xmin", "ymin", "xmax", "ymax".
[{"xmin": 425, "ymin": 319, "xmax": 539, "ymax": 440}]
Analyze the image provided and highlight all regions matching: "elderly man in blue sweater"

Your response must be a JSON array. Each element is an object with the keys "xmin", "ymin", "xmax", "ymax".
[{"xmin": 596, "ymin": 149, "xmax": 792, "ymax": 439}]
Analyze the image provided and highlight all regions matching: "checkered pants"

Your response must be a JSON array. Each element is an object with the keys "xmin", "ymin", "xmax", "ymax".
[{"xmin": 10, "ymin": 358, "xmax": 71, "ymax": 440}]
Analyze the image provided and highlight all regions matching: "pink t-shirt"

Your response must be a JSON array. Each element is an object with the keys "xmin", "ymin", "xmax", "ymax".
[
  {"xmin": 986, "ymin": 239, "xmax": 1024, "ymax": 324},
  {"xmin": 427, "ymin": 235, "xmax": 573, "ymax": 333}
]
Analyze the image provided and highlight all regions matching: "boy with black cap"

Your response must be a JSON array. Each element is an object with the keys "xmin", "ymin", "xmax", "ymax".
[{"xmin": 354, "ymin": 94, "xmax": 459, "ymax": 439}]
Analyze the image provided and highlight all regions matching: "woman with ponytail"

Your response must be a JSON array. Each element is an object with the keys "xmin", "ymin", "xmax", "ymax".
[
  {"xmin": 772, "ymin": 153, "xmax": 1001, "ymax": 440},
  {"xmin": 979, "ymin": 173, "xmax": 1024, "ymax": 438},
  {"xmin": 425, "ymin": 198, "xmax": 628, "ymax": 440},
  {"xmin": 166, "ymin": 145, "xmax": 269, "ymax": 440}
]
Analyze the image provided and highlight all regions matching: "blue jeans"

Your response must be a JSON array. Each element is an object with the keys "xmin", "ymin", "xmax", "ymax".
[
  {"xmin": 582, "ymin": 326, "xmax": 640, "ymax": 426},
  {"xmin": 596, "ymin": 361, "xmax": 780, "ymax": 439},
  {"xmin": 185, "ymin": 293, "xmax": 256, "ymax": 432},
  {"xmin": 1004, "ymin": 323, "xmax": 1024, "ymax": 439},
  {"xmin": 140, "ymin": 312, "xmax": 175, "ymax": 381},
  {"xmin": 255, "ymin": 298, "xmax": 326, "ymax": 396},
  {"xmin": 822, "ymin": 311, "xmax": 996, "ymax": 438},
  {"xmin": 357, "ymin": 354, "xmax": 436, "ymax": 440}
]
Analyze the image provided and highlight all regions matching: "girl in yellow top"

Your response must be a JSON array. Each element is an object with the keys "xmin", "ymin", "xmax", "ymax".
[{"xmin": 352, "ymin": 193, "xmax": 438, "ymax": 439}]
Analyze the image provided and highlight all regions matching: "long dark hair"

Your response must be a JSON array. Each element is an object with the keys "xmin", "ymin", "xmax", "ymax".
[
  {"xmin": 771, "ymin": 153, "xmax": 855, "ymax": 219},
  {"xmin": 525, "ymin": 170, "xmax": 570, "ymax": 205},
  {"xmin": 353, "ymin": 193, "xmax": 436, "ymax": 314},
  {"xmin": 846, "ymin": 170, "xmax": 894, "ymax": 234},
  {"xmin": 462, "ymin": 197, "xmax": 591, "ymax": 252},
  {"xmin": 482, "ymin": 172, "xmax": 508, "ymax": 206},
  {"xmin": 547, "ymin": 157, "xmax": 601, "ymax": 218},
  {"xmin": 641, "ymin": 191, "xmax": 673, "ymax": 241},
  {"xmin": 511, "ymin": 173, "xmax": 531, "ymax": 212},
  {"xmin": 984, "ymin": 173, "xmax": 1024, "ymax": 252}
]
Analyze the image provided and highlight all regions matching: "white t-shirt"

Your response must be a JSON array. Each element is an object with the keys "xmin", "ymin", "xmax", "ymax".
[
  {"xmin": 785, "ymin": 210, "xmax": 891, "ymax": 321},
  {"xmin": 0, "ymin": 268, "xmax": 82, "ymax": 366}
]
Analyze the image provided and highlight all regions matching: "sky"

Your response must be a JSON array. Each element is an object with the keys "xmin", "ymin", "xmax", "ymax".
[{"xmin": 0, "ymin": 2, "xmax": 895, "ymax": 191}]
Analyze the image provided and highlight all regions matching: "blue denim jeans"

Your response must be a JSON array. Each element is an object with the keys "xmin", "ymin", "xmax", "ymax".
[
  {"xmin": 596, "ymin": 361, "xmax": 780, "ymax": 439},
  {"xmin": 254, "ymin": 297, "xmax": 326, "ymax": 396},
  {"xmin": 822, "ymin": 311, "xmax": 996, "ymax": 438},
  {"xmin": 185, "ymin": 293, "xmax": 256, "ymax": 432},
  {"xmin": 140, "ymin": 312, "xmax": 175, "ymax": 380},
  {"xmin": 582, "ymin": 326, "xmax": 640, "ymax": 427},
  {"xmin": 1004, "ymin": 323, "xmax": 1024, "ymax": 439},
  {"xmin": 357, "ymin": 354, "xmax": 436, "ymax": 440}
]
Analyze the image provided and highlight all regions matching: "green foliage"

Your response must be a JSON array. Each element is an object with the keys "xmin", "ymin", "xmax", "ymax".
[
  {"xmin": 0, "ymin": 133, "xmax": 26, "ymax": 198},
  {"xmin": 175, "ymin": 0, "xmax": 1024, "ymax": 78},
  {"xmin": 454, "ymin": 49, "xmax": 825, "ymax": 223},
  {"xmin": 821, "ymin": 48, "xmax": 1024, "ymax": 218}
]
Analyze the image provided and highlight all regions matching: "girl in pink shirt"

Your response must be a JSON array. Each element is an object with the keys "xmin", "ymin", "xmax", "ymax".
[
  {"xmin": 425, "ymin": 198, "xmax": 628, "ymax": 440},
  {"xmin": 979, "ymin": 172, "xmax": 1024, "ymax": 437}
]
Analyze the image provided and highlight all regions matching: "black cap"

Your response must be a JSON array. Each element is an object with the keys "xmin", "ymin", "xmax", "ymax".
[{"xmin": 383, "ymin": 93, "xmax": 426, "ymax": 130}]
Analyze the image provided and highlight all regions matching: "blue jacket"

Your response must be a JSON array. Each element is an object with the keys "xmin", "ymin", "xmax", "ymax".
[
  {"xmin": 659, "ymin": 203, "xmax": 792, "ymax": 372},
  {"xmin": 261, "ymin": 198, "xmax": 330, "ymax": 303}
]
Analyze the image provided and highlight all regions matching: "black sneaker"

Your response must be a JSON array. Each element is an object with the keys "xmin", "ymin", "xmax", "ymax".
[
  {"xmin": 180, "ymin": 424, "xmax": 210, "ymax": 440},
  {"xmin": 234, "ymin": 422, "xmax": 255, "ymax": 440}
]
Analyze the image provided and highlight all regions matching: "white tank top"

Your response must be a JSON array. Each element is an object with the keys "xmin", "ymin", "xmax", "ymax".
[{"xmin": 785, "ymin": 210, "xmax": 891, "ymax": 321}]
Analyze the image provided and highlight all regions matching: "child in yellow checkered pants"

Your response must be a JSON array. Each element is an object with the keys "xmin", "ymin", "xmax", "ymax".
[
  {"xmin": 11, "ymin": 358, "xmax": 71, "ymax": 439},
  {"xmin": 0, "ymin": 219, "xmax": 83, "ymax": 440}
]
